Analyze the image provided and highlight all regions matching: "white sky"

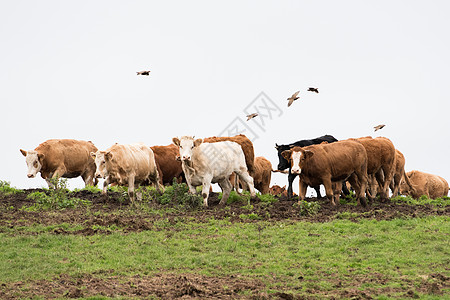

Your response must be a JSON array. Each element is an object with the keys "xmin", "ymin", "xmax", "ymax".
[{"xmin": 1, "ymin": 1, "xmax": 449, "ymax": 195}]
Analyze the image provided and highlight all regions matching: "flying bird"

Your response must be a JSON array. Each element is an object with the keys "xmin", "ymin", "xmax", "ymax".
[
  {"xmin": 137, "ymin": 70, "xmax": 151, "ymax": 76},
  {"xmin": 287, "ymin": 91, "xmax": 300, "ymax": 107},
  {"xmin": 307, "ymin": 87, "xmax": 319, "ymax": 93},
  {"xmin": 374, "ymin": 124, "xmax": 385, "ymax": 132},
  {"xmin": 246, "ymin": 113, "xmax": 258, "ymax": 121}
]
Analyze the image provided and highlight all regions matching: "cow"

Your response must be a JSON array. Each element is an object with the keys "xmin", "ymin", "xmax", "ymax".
[
  {"xmin": 281, "ymin": 140, "xmax": 369, "ymax": 207},
  {"xmin": 350, "ymin": 137, "xmax": 395, "ymax": 201},
  {"xmin": 400, "ymin": 170, "xmax": 449, "ymax": 199},
  {"xmin": 90, "ymin": 143, "xmax": 162, "ymax": 204},
  {"xmin": 203, "ymin": 134, "xmax": 255, "ymax": 177},
  {"xmin": 275, "ymin": 134, "xmax": 339, "ymax": 198},
  {"xmin": 231, "ymin": 156, "xmax": 272, "ymax": 194},
  {"xmin": 150, "ymin": 144, "xmax": 184, "ymax": 185},
  {"xmin": 172, "ymin": 136, "xmax": 256, "ymax": 206},
  {"xmin": 20, "ymin": 139, "xmax": 98, "ymax": 187}
]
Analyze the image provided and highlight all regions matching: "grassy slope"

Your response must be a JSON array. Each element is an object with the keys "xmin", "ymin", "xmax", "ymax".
[{"xmin": 1, "ymin": 216, "xmax": 449, "ymax": 298}]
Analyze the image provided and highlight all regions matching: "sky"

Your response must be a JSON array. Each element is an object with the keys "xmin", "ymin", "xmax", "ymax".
[{"xmin": 1, "ymin": 1, "xmax": 449, "ymax": 195}]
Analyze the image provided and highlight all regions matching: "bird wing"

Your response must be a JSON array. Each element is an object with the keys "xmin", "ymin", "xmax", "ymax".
[{"xmin": 292, "ymin": 91, "xmax": 300, "ymax": 98}]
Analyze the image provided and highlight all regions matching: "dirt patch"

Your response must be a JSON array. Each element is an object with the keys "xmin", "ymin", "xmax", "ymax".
[
  {"xmin": 0, "ymin": 272, "xmax": 265, "ymax": 299},
  {"xmin": 0, "ymin": 189, "xmax": 449, "ymax": 234}
]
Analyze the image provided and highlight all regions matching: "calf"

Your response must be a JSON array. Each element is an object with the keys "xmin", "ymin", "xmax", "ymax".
[
  {"xmin": 20, "ymin": 139, "xmax": 98, "ymax": 187},
  {"xmin": 282, "ymin": 140, "xmax": 369, "ymax": 206},
  {"xmin": 91, "ymin": 143, "xmax": 162, "ymax": 204},
  {"xmin": 173, "ymin": 136, "xmax": 256, "ymax": 206},
  {"xmin": 275, "ymin": 135, "xmax": 338, "ymax": 198}
]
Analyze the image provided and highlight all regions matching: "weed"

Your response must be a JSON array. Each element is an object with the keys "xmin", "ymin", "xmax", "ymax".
[
  {"xmin": 295, "ymin": 200, "xmax": 321, "ymax": 216},
  {"xmin": 391, "ymin": 195, "xmax": 450, "ymax": 207},
  {"xmin": 0, "ymin": 181, "xmax": 23, "ymax": 197},
  {"xmin": 25, "ymin": 177, "xmax": 91, "ymax": 210},
  {"xmin": 258, "ymin": 193, "xmax": 278, "ymax": 204}
]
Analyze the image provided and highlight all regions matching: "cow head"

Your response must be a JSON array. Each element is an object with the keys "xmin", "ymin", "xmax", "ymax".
[
  {"xmin": 281, "ymin": 147, "xmax": 313, "ymax": 175},
  {"xmin": 20, "ymin": 149, "xmax": 44, "ymax": 178},
  {"xmin": 275, "ymin": 143, "xmax": 291, "ymax": 170},
  {"xmin": 172, "ymin": 136, "xmax": 202, "ymax": 162},
  {"xmin": 90, "ymin": 151, "xmax": 108, "ymax": 179}
]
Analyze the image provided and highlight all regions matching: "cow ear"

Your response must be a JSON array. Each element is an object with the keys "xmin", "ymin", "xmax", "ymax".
[
  {"xmin": 20, "ymin": 149, "xmax": 27, "ymax": 157},
  {"xmin": 194, "ymin": 139, "xmax": 203, "ymax": 147},
  {"xmin": 275, "ymin": 143, "xmax": 279, "ymax": 150},
  {"xmin": 37, "ymin": 153, "xmax": 45, "ymax": 162},
  {"xmin": 105, "ymin": 152, "xmax": 113, "ymax": 161},
  {"xmin": 281, "ymin": 150, "xmax": 291, "ymax": 160},
  {"xmin": 90, "ymin": 152, "xmax": 96, "ymax": 159},
  {"xmin": 172, "ymin": 137, "xmax": 180, "ymax": 146},
  {"xmin": 304, "ymin": 150, "xmax": 314, "ymax": 159}
]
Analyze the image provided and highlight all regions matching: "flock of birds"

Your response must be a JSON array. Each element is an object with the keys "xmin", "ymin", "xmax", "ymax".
[{"xmin": 137, "ymin": 69, "xmax": 385, "ymax": 133}]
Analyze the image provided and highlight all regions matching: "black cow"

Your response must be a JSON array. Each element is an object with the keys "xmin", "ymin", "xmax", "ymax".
[{"xmin": 275, "ymin": 134, "xmax": 346, "ymax": 199}]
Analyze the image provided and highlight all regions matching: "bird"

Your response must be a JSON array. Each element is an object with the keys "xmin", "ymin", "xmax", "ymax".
[
  {"xmin": 287, "ymin": 91, "xmax": 300, "ymax": 107},
  {"xmin": 246, "ymin": 113, "xmax": 258, "ymax": 121},
  {"xmin": 137, "ymin": 70, "xmax": 151, "ymax": 76},
  {"xmin": 374, "ymin": 124, "xmax": 385, "ymax": 132},
  {"xmin": 307, "ymin": 87, "xmax": 319, "ymax": 93}
]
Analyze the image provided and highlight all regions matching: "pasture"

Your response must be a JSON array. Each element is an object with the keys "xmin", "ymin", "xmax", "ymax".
[{"xmin": 0, "ymin": 181, "xmax": 449, "ymax": 299}]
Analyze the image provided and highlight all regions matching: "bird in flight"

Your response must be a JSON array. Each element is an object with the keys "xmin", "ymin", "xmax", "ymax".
[
  {"xmin": 246, "ymin": 113, "xmax": 258, "ymax": 121},
  {"xmin": 137, "ymin": 70, "xmax": 151, "ymax": 76},
  {"xmin": 374, "ymin": 124, "xmax": 385, "ymax": 132},
  {"xmin": 307, "ymin": 87, "xmax": 319, "ymax": 93},
  {"xmin": 287, "ymin": 91, "xmax": 300, "ymax": 107}
]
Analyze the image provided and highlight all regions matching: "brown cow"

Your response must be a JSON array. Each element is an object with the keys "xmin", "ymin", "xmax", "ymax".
[
  {"xmin": 151, "ymin": 144, "xmax": 184, "ymax": 185},
  {"xmin": 351, "ymin": 136, "xmax": 396, "ymax": 201},
  {"xmin": 203, "ymin": 134, "xmax": 255, "ymax": 176},
  {"xmin": 282, "ymin": 140, "xmax": 369, "ymax": 206},
  {"xmin": 231, "ymin": 156, "xmax": 272, "ymax": 194},
  {"xmin": 400, "ymin": 170, "xmax": 449, "ymax": 199},
  {"xmin": 91, "ymin": 143, "xmax": 162, "ymax": 204},
  {"xmin": 20, "ymin": 139, "xmax": 98, "ymax": 187}
]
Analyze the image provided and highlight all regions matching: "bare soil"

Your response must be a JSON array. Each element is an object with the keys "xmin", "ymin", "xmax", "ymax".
[{"xmin": 0, "ymin": 189, "xmax": 449, "ymax": 299}]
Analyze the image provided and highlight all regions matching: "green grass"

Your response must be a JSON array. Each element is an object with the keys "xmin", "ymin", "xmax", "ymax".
[{"xmin": 1, "ymin": 216, "xmax": 448, "ymax": 298}]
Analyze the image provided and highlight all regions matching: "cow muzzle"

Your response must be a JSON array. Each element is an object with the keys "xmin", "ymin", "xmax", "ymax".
[
  {"xmin": 181, "ymin": 155, "xmax": 191, "ymax": 161},
  {"xmin": 27, "ymin": 174, "xmax": 35, "ymax": 178},
  {"xmin": 291, "ymin": 168, "xmax": 301, "ymax": 174}
]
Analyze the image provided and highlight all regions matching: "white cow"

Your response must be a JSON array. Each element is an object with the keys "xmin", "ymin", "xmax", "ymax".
[{"xmin": 172, "ymin": 136, "xmax": 256, "ymax": 206}]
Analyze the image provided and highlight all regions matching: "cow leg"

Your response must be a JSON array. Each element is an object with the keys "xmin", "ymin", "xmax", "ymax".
[
  {"xmin": 313, "ymin": 186, "xmax": 322, "ymax": 198},
  {"xmin": 298, "ymin": 180, "xmax": 308, "ymax": 201},
  {"xmin": 236, "ymin": 169, "xmax": 256, "ymax": 198},
  {"xmin": 352, "ymin": 172, "xmax": 368, "ymax": 207},
  {"xmin": 218, "ymin": 178, "xmax": 232, "ymax": 206},
  {"xmin": 341, "ymin": 181, "xmax": 350, "ymax": 196},
  {"xmin": 127, "ymin": 175, "xmax": 136, "ymax": 206},
  {"xmin": 201, "ymin": 176, "xmax": 213, "ymax": 207},
  {"xmin": 287, "ymin": 171, "xmax": 297, "ymax": 199},
  {"xmin": 332, "ymin": 182, "xmax": 342, "ymax": 205},
  {"xmin": 322, "ymin": 178, "xmax": 335, "ymax": 205},
  {"xmin": 102, "ymin": 177, "xmax": 111, "ymax": 194},
  {"xmin": 82, "ymin": 171, "xmax": 95, "ymax": 187}
]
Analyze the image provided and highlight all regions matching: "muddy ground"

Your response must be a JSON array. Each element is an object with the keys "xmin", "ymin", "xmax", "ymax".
[{"xmin": 0, "ymin": 189, "xmax": 449, "ymax": 299}]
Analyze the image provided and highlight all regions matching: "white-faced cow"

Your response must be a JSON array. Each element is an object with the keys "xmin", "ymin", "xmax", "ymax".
[
  {"xmin": 172, "ymin": 136, "xmax": 256, "ymax": 207},
  {"xmin": 20, "ymin": 139, "xmax": 98, "ymax": 187},
  {"xmin": 282, "ymin": 140, "xmax": 369, "ymax": 207},
  {"xmin": 90, "ymin": 143, "xmax": 162, "ymax": 204},
  {"xmin": 275, "ymin": 134, "xmax": 340, "ymax": 198}
]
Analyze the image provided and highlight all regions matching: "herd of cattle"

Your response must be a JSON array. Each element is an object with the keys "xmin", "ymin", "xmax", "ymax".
[{"xmin": 19, "ymin": 135, "xmax": 449, "ymax": 207}]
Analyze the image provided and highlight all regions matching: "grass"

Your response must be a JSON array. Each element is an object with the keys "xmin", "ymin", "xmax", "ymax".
[{"xmin": 0, "ymin": 217, "xmax": 449, "ymax": 298}]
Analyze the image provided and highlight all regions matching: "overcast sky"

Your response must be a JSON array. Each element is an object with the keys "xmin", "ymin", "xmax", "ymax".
[{"xmin": 1, "ymin": 1, "xmax": 449, "ymax": 195}]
